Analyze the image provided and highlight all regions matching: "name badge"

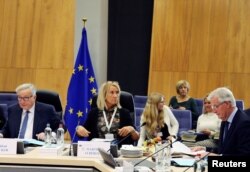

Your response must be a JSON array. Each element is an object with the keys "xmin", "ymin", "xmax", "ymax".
[
  {"xmin": 157, "ymin": 132, "xmax": 163, "ymax": 137},
  {"xmin": 105, "ymin": 133, "xmax": 114, "ymax": 140}
]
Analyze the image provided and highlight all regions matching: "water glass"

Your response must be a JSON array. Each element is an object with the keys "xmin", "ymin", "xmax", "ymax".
[{"xmin": 155, "ymin": 142, "xmax": 171, "ymax": 172}]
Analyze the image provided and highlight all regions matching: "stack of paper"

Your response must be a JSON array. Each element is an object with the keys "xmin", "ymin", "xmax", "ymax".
[
  {"xmin": 120, "ymin": 145, "xmax": 143, "ymax": 158},
  {"xmin": 171, "ymin": 141, "xmax": 205, "ymax": 156}
]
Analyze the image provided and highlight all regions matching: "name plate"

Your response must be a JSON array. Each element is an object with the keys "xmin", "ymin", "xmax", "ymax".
[
  {"xmin": 0, "ymin": 139, "xmax": 17, "ymax": 155},
  {"xmin": 77, "ymin": 141, "xmax": 110, "ymax": 158},
  {"xmin": 39, "ymin": 144, "xmax": 64, "ymax": 156}
]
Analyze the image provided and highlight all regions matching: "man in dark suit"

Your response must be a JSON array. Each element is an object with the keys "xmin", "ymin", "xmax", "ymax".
[
  {"xmin": 0, "ymin": 83, "xmax": 61, "ymax": 140},
  {"xmin": 208, "ymin": 87, "xmax": 250, "ymax": 156}
]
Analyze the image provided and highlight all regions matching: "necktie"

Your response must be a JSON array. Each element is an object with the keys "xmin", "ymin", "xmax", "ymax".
[
  {"xmin": 19, "ymin": 111, "xmax": 29, "ymax": 139},
  {"xmin": 223, "ymin": 121, "xmax": 229, "ymax": 142}
]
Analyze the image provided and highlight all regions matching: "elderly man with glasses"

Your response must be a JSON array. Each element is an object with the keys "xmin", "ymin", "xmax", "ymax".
[
  {"xmin": 0, "ymin": 83, "xmax": 61, "ymax": 141},
  {"xmin": 192, "ymin": 87, "xmax": 250, "ymax": 156}
]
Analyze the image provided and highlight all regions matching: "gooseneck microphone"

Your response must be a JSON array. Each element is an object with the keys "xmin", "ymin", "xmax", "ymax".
[
  {"xmin": 69, "ymin": 120, "xmax": 81, "ymax": 156},
  {"xmin": 108, "ymin": 123, "xmax": 146, "ymax": 157},
  {"xmin": 133, "ymin": 139, "xmax": 177, "ymax": 167}
]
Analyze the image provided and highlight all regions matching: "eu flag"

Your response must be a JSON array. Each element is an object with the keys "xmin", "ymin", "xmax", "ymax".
[{"xmin": 64, "ymin": 27, "xmax": 98, "ymax": 142}]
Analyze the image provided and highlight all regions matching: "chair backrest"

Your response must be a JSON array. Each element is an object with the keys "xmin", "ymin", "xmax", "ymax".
[
  {"xmin": 0, "ymin": 104, "xmax": 8, "ymax": 129},
  {"xmin": 133, "ymin": 95, "xmax": 147, "ymax": 108},
  {"xmin": 0, "ymin": 92, "xmax": 18, "ymax": 106},
  {"xmin": 171, "ymin": 109, "xmax": 192, "ymax": 136},
  {"xmin": 236, "ymin": 100, "xmax": 244, "ymax": 110},
  {"xmin": 91, "ymin": 91, "xmax": 135, "ymax": 125},
  {"xmin": 135, "ymin": 107, "xmax": 144, "ymax": 131},
  {"xmin": 194, "ymin": 98, "xmax": 203, "ymax": 116},
  {"xmin": 36, "ymin": 89, "xmax": 63, "ymax": 118}
]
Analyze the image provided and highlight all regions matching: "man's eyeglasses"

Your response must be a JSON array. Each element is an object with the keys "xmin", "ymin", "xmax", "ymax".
[
  {"xmin": 18, "ymin": 95, "xmax": 33, "ymax": 101},
  {"xmin": 211, "ymin": 102, "xmax": 224, "ymax": 110}
]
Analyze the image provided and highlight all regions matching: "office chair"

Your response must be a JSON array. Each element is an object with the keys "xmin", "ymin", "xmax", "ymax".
[
  {"xmin": 0, "ymin": 92, "xmax": 18, "ymax": 106},
  {"xmin": 135, "ymin": 107, "xmax": 144, "ymax": 131},
  {"xmin": 236, "ymin": 100, "xmax": 244, "ymax": 110},
  {"xmin": 171, "ymin": 109, "xmax": 192, "ymax": 137},
  {"xmin": 36, "ymin": 89, "xmax": 63, "ymax": 119},
  {"xmin": 133, "ymin": 95, "xmax": 147, "ymax": 108},
  {"xmin": 91, "ymin": 91, "xmax": 135, "ymax": 125},
  {"xmin": 0, "ymin": 104, "xmax": 8, "ymax": 129},
  {"xmin": 194, "ymin": 98, "xmax": 203, "ymax": 116}
]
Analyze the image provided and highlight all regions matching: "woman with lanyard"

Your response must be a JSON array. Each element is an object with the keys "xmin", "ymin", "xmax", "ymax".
[{"xmin": 76, "ymin": 81, "xmax": 139, "ymax": 147}]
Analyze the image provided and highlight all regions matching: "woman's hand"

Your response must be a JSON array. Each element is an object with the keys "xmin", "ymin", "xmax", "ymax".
[
  {"xmin": 201, "ymin": 129, "xmax": 211, "ymax": 135},
  {"xmin": 190, "ymin": 146, "xmax": 206, "ymax": 152},
  {"xmin": 76, "ymin": 126, "xmax": 91, "ymax": 137},
  {"xmin": 178, "ymin": 106, "xmax": 186, "ymax": 110},
  {"xmin": 167, "ymin": 135, "xmax": 176, "ymax": 142},
  {"xmin": 118, "ymin": 126, "xmax": 134, "ymax": 137}
]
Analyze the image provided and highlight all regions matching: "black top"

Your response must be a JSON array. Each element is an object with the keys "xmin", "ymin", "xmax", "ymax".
[
  {"xmin": 83, "ymin": 107, "xmax": 135, "ymax": 147},
  {"xmin": 169, "ymin": 96, "xmax": 199, "ymax": 129}
]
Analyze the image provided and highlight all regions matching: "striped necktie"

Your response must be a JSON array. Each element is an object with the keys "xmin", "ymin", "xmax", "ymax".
[{"xmin": 19, "ymin": 111, "xmax": 30, "ymax": 138}]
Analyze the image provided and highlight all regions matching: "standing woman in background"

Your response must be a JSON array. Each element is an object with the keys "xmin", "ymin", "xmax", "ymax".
[
  {"xmin": 137, "ymin": 92, "xmax": 179, "ymax": 146},
  {"xmin": 169, "ymin": 80, "xmax": 199, "ymax": 129}
]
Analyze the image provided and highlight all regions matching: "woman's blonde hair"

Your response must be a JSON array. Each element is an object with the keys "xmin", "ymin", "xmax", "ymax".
[
  {"xmin": 202, "ymin": 95, "xmax": 209, "ymax": 114},
  {"xmin": 176, "ymin": 80, "xmax": 190, "ymax": 94},
  {"xmin": 96, "ymin": 81, "xmax": 121, "ymax": 110},
  {"xmin": 142, "ymin": 92, "xmax": 165, "ymax": 134}
]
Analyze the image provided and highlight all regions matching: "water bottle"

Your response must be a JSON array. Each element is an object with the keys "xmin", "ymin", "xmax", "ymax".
[
  {"xmin": 56, "ymin": 124, "xmax": 65, "ymax": 145},
  {"xmin": 44, "ymin": 123, "xmax": 52, "ymax": 146},
  {"xmin": 155, "ymin": 142, "xmax": 171, "ymax": 172}
]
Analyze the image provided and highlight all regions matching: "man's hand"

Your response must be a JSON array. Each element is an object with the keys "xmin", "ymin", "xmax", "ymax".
[{"xmin": 36, "ymin": 132, "xmax": 45, "ymax": 140}]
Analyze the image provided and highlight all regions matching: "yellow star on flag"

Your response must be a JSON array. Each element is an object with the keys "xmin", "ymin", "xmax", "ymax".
[
  {"xmin": 91, "ymin": 88, "xmax": 97, "ymax": 95},
  {"xmin": 69, "ymin": 108, "xmax": 73, "ymax": 114},
  {"xmin": 77, "ymin": 110, "xmax": 83, "ymax": 117},
  {"xmin": 78, "ymin": 64, "xmax": 84, "ymax": 71},
  {"xmin": 89, "ymin": 76, "xmax": 95, "ymax": 83}
]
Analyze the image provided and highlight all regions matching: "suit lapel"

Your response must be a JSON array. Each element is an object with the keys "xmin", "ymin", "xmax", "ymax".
[
  {"xmin": 32, "ymin": 103, "xmax": 40, "ymax": 138},
  {"xmin": 226, "ymin": 110, "xmax": 240, "ymax": 140},
  {"xmin": 220, "ymin": 110, "xmax": 240, "ymax": 153},
  {"xmin": 15, "ymin": 108, "xmax": 23, "ymax": 137}
]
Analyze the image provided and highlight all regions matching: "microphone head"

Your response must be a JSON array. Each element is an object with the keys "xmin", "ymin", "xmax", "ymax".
[{"xmin": 110, "ymin": 144, "xmax": 119, "ymax": 158}]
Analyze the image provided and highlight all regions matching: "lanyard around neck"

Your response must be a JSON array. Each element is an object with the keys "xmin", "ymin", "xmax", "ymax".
[{"xmin": 103, "ymin": 107, "xmax": 117, "ymax": 132}]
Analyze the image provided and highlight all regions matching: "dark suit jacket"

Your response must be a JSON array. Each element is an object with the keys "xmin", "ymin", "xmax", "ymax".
[
  {"xmin": 218, "ymin": 109, "xmax": 250, "ymax": 156},
  {"xmin": 1, "ymin": 102, "xmax": 61, "ymax": 139}
]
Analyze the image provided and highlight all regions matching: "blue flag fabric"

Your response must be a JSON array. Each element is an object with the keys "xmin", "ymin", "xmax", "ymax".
[{"xmin": 64, "ymin": 27, "xmax": 98, "ymax": 142}]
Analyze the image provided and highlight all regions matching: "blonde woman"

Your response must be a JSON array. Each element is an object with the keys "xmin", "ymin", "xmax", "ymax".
[
  {"xmin": 76, "ymin": 81, "xmax": 139, "ymax": 146},
  {"xmin": 137, "ymin": 92, "xmax": 179, "ymax": 146},
  {"xmin": 169, "ymin": 80, "xmax": 199, "ymax": 129},
  {"xmin": 195, "ymin": 95, "xmax": 221, "ymax": 150}
]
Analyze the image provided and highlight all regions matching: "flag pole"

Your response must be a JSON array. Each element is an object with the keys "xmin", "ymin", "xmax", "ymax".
[{"xmin": 82, "ymin": 18, "xmax": 87, "ymax": 28}]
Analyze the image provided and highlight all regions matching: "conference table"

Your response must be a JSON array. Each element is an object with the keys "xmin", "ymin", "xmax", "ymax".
[{"xmin": 0, "ymin": 146, "xmax": 196, "ymax": 172}]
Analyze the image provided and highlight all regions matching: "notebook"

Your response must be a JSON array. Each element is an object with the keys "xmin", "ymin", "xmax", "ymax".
[{"xmin": 98, "ymin": 148, "xmax": 155, "ymax": 169}]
